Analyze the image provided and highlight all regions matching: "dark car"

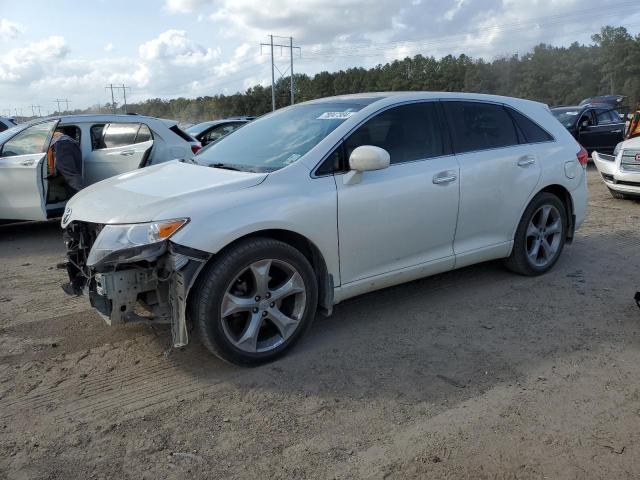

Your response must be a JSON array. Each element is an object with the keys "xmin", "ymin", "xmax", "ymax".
[
  {"xmin": 185, "ymin": 116, "xmax": 254, "ymax": 147},
  {"xmin": 0, "ymin": 117, "xmax": 17, "ymax": 132},
  {"xmin": 551, "ymin": 104, "xmax": 625, "ymax": 154}
]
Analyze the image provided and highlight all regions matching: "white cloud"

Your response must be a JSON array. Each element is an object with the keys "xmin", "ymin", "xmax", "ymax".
[
  {"xmin": 139, "ymin": 29, "xmax": 220, "ymax": 66},
  {"xmin": 0, "ymin": 19, "xmax": 24, "ymax": 40},
  {"xmin": 0, "ymin": 36, "xmax": 69, "ymax": 82},
  {"xmin": 104, "ymin": 42, "xmax": 114, "ymax": 52}
]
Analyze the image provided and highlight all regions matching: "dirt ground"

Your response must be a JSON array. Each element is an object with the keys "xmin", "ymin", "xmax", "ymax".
[{"xmin": 1, "ymin": 167, "xmax": 639, "ymax": 480}]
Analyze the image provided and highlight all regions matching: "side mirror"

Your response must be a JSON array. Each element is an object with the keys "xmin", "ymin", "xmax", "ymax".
[{"xmin": 344, "ymin": 145, "xmax": 390, "ymax": 185}]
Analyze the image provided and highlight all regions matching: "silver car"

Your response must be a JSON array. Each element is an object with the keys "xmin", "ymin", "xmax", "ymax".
[{"xmin": 0, "ymin": 115, "xmax": 200, "ymax": 221}]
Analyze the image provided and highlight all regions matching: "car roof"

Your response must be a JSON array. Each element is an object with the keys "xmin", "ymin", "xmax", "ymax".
[
  {"xmin": 50, "ymin": 114, "xmax": 179, "ymax": 126},
  {"xmin": 303, "ymin": 91, "xmax": 548, "ymax": 109}
]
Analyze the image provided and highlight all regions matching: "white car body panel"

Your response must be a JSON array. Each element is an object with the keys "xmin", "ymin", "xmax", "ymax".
[
  {"xmin": 593, "ymin": 136, "xmax": 640, "ymax": 196},
  {"xmin": 0, "ymin": 152, "xmax": 47, "ymax": 220},
  {"xmin": 63, "ymin": 92, "xmax": 588, "ymax": 308},
  {"xmin": 0, "ymin": 114, "xmax": 194, "ymax": 221}
]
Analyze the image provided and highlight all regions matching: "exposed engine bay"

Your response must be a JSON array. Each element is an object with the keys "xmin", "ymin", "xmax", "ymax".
[{"xmin": 62, "ymin": 221, "xmax": 210, "ymax": 347}]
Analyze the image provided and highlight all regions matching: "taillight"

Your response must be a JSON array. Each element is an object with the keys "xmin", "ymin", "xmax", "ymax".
[
  {"xmin": 577, "ymin": 144, "xmax": 588, "ymax": 167},
  {"xmin": 191, "ymin": 144, "xmax": 202, "ymax": 155}
]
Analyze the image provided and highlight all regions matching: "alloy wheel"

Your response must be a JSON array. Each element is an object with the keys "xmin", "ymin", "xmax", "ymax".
[
  {"xmin": 525, "ymin": 204, "xmax": 563, "ymax": 268},
  {"xmin": 220, "ymin": 259, "xmax": 307, "ymax": 353}
]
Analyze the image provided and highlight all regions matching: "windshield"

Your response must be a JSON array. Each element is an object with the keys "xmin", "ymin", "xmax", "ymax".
[
  {"xmin": 0, "ymin": 124, "xmax": 27, "ymax": 144},
  {"xmin": 195, "ymin": 102, "xmax": 366, "ymax": 172},
  {"xmin": 551, "ymin": 108, "xmax": 580, "ymax": 128}
]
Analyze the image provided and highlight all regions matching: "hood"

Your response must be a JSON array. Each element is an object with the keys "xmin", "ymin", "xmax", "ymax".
[
  {"xmin": 64, "ymin": 161, "xmax": 267, "ymax": 225},
  {"xmin": 620, "ymin": 136, "xmax": 640, "ymax": 150}
]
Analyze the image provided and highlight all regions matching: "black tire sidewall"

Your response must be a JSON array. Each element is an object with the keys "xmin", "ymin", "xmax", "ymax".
[
  {"xmin": 195, "ymin": 238, "xmax": 318, "ymax": 366},
  {"xmin": 514, "ymin": 193, "xmax": 567, "ymax": 275}
]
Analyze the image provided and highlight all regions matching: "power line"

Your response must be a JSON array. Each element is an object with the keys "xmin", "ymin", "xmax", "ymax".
[
  {"xmin": 261, "ymin": 35, "xmax": 301, "ymax": 111},
  {"xmin": 29, "ymin": 104, "xmax": 42, "ymax": 117}
]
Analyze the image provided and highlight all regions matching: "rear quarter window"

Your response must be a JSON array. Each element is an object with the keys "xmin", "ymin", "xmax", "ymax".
[{"xmin": 507, "ymin": 108, "xmax": 554, "ymax": 143}]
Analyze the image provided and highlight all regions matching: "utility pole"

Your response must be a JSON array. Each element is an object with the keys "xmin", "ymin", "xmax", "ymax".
[
  {"xmin": 54, "ymin": 98, "xmax": 70, "ymax": 114},
  {"xmin": 29, "ymin": 104, "xmax": 41, "ymax": 117},
  {"xmin": 105, "ymin": 84, "xmax": 131, "ymax": 114},
  {"xmin": 260, "ymin": 35, "xmax": 301, "ymax": 111}
]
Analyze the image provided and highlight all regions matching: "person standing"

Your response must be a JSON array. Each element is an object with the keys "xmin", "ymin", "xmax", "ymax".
[{"xmin": 50, "ymin": 130, "xmax": 83, "ymax": 196}]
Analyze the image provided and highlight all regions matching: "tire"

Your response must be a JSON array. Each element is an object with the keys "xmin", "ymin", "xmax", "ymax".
[
  {"xmin": 608, "ymin": 188, "xmax": 629, "ymax": 200},
  {"xmin": 504, "ymin": 192, "xmax": 567, "ymax": 276},
  {"xmin": 192, "ymin": 237, "xmax": 318, "ymax": 366}
]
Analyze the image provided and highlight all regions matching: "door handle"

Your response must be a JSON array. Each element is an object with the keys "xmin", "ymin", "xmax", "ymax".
[
  {"xmin": 611, "ymin": 129, "xmax": 622, "ymax": 133},
  {"xmin": 120, "ymin": 150, "xmax": 135, "ymax": 156},
  {"xmin": 432, "ymin": 171, "xmax": 457, "ymax": 185},
  {"xmin": 517, "ymin": 155, "xmax": 536, "ymax": 167}
]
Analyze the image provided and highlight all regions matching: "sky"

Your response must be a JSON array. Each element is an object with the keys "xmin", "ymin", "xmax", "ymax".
[{"xmin": 1, "ymin": 0, "xmax": 640, "ymax": 115}]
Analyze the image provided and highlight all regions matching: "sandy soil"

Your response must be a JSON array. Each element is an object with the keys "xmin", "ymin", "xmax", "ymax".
[{"xmin": 1, "ymin": 167, "xmax": 639, "ymax": 479}]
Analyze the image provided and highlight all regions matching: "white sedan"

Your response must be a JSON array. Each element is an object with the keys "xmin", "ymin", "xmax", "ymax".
[
  {"xmin": 593, "ymin": 136, "xmax": 640, "ymax": 199},
  {"xmin": 0, "ymin": 115, "xmax": 199, "ymax": 222},
  {"xmin": 62, "ymin": 92, "xmax": 588, "ymax": 365}
]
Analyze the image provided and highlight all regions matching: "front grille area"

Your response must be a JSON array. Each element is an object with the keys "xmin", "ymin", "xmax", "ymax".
[
  {"xmin": 63, "ymin": 221, "xmax": 104, "ymax": 294},
  {"xmin": 621, "ymin": 149, "xmax": 640, "ymax": 166}
]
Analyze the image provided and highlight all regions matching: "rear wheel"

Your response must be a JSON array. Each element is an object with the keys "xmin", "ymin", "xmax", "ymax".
[
  {"xmin": 193, "ymin": 237, "xmax": 318, "ymax": 366},
  {"xmin": 505, "ymin": 192, "xmax": 567, "ymax": 276}
]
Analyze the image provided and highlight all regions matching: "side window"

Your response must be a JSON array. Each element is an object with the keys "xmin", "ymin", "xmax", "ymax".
[
  {"xmin": 1, "ymin": 121, "xmax": 57, "ymax": 157},
  {"xmin": 316, "ymin": 144, "xmax": 345, "ymax": 176},
  {"xmin": 507, "ymin": 108, "xmax": 554, "ymax": 143},
  {"xmin": 90, "ymin": 124, "xmax": 106, "ymax": 150},
  {"xmin": 443, "ymin": 101, "xmax": 518, "ymax": 153},
  {"xmin": 204, "ymin": 123, "xmax": 243, "ymax": 143},
  {"xmin": 343, "ymin": 102, "xmax": 447, "ymax": 165},
  {"xmin": 102, "ymin": 123, "xmax": 139, "ymax": 149},
  {"xmin": 0, "ymin": 122, "xmax": 7, "ymax": 133},
  {"xmin": 135, "ymin": 124, "xmax": 152, "ymax": 143},
  {"xmin": 596, "ymin": 110, "xmax": 616, "ymax": 125}
]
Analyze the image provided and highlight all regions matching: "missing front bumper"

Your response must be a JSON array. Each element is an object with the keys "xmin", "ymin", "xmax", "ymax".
[{"xmin": 63, "ymin": 233, "xmax": 210, "ymax": 348}]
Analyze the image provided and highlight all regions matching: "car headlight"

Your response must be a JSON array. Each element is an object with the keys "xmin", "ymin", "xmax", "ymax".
[
  {"xmin": 614, "ymin": 142, "xmax": 622, "ymax": 156},
  {"xmin": 87, "ymin": 218, "xmax": 188, "ymax": 267}
]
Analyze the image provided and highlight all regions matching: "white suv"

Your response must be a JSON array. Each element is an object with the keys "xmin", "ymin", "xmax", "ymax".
[
  {"xmin": 62, "ymin": 92, "xmax": 588, "ymax": 365},
  {"xmin": 0, "ymin": 115, "xmax": 199, "ymax": 221}
]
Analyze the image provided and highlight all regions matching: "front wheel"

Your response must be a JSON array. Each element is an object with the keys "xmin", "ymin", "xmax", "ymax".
[
  {"xmin": 505, "ymin": 192, "xmax": 567, "ymax": 276},
  {"xmin": 192, "ymin": 237, "xmax": 318, "ymax": 366}
]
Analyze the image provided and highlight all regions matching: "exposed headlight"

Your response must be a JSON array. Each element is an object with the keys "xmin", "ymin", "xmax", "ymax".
[{"xmin": 87, "ymin": 218, "xmax": 188, "ymax": 267}]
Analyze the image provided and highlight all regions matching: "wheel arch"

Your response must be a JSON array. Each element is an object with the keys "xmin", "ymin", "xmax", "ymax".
[
  {"xmin": 187, "ymin": 228, "xmax": 334, "ymax": 317},
  {"xmin": 537, "ymin": 184, "xmax": 575, "ymax": 242}
]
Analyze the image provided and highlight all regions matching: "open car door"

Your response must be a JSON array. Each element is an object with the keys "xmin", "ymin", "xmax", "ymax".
[{"xmin": 0, "ymin": 120, "xmax": 57, "ymax": 221}]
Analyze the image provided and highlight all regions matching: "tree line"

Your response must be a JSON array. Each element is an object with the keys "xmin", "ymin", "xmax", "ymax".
[{"xmin": 74, "ymin": 26, "xmax": 640, "ymax": 122}]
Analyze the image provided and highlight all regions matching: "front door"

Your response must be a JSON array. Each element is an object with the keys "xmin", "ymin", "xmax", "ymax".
[
  {"xmin": 0, "ymin": 120, "xmax": 58, "ymax": 221},
  {"xmin": 336, "ymin": 102, "xmax": 459, "ymax": 284}
]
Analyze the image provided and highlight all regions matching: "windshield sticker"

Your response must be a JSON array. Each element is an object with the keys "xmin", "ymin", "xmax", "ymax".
[
  {"xmin": 565, "ymin": 112, "xmax": 578, "ymax": 116},
  {"xmin": 317, "ymin": 111, "xmax": 356, "ymax": 120}
]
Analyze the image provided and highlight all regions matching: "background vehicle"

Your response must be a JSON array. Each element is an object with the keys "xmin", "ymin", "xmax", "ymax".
[
  {"xmin": 186, "ymin": 116, "xmax": 254, "ymax": 147},
  {"xmin": 62, "ymin": 92, "xmax": 587, "ymax": 366},
  {"xmin": 593, "ymin": 135, "xmax": 640, "ymax": 199},
  {"xmin": 551, "ymin": 104, "xmax": 625, "ymax": 154},
  {"xmin": 0, "ymin": 114, "xmax": 199, "ymax": 221},
  {"xmin": 0, "ymin": 117, "xmax": 17, "ymax": 132}
]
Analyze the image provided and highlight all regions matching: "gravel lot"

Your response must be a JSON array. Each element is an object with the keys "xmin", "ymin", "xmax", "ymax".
[{"xmin": 1, "ymin": 167, "xmax": 640, "ymax": 479}]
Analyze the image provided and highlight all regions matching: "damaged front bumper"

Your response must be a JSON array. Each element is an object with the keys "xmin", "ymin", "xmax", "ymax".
[{"xmin": 63, "ymin": 221, "xmax": 210, "ymax": 347}]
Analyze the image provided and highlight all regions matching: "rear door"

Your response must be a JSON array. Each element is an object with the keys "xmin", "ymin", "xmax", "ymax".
[
  {"xmin": 593, "ymin": 109, "xmax": 625, "ymax": 153},
  {"xmin": 83, "ymin": 122, "xmax": 153, "ymax": 185},
  {"xmin": 0, "ymin": 120, "xmax": 58, "ymax": 221},
  {"xmin": 442, "ymin": 101, "xmax": 542, "ymax": 257}
]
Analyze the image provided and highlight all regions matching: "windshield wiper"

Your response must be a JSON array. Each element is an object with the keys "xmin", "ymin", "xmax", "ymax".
[{"xmin": 210, "ymin": 162, "xmax": 243, "ymax": 171}]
